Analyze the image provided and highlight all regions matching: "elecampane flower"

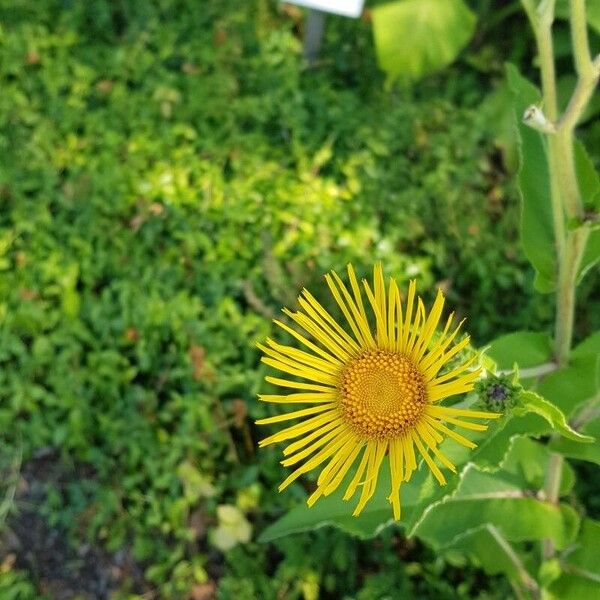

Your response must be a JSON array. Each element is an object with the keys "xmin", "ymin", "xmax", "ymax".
[{"xmin": 256, "ymin": 264, "xmax": 499, "ymax": 519}]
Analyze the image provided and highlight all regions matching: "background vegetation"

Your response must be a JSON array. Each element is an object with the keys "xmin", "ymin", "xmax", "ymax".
[{"xmin": 0, "ymin": 0, "xmax": 598, "ymax": 598}]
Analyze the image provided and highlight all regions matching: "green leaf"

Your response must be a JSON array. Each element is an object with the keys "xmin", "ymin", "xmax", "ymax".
[
  {"xmin": 516, "ymin": 391, "xmax": 594, "ymax": 443},
  {"xmin": 548, "ymin": 519, "xmax": 600, "ymax": 599},
  {"xmin": 486, "ymin": 330, "xmax": 553, "ymax": 370},
  {"xmin": 551, "ymin": 415, "xmax": 600, "ymax": 465},
  {"xmin": 469, "ymin": 412, "xmax": 551, "ymax": 469},
  {"xmin": 555, "ymin": 0, "xmax": 600, "ymax": 35},
  {"xmin": 572, "ymin": 331, "xmax": 600, "ymax": 359},
  {"xmin": 573, "ymin": 140, "xmax": 600, "ymax": 283},
  {"xmin": 537, "ymin": 354, "xmax": 600, "ymax": 415},
  {"xmin": 412, "ymin": 463, "xmax": 580, "ymax": 549},
  {"xmin": 506, "ymin": 63, "xmax": 556, "ymax": 292},
  {"xmin": 372, "ymin": 0, "xmax": 476, "ymax": 83},
  {"xmin": 445, "ymin": 525, "xmax": 530, "ymax": 581},
  {"xmin": 259, "ymin": 459, "xmax": 423, "ymax": 542},
  {"xmin": 502, "ymin": 437, "xmax": 575, "ymax": 495}
]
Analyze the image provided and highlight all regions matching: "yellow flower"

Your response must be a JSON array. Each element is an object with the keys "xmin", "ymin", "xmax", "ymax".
[{"xmin": 256, "ymin": 264, "xmax": 499, "ymax": 519}]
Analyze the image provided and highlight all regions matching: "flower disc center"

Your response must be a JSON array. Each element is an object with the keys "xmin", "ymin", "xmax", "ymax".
[{"xmin": 339, "ymin": 350, "xmax": 427, "ymax": 439}]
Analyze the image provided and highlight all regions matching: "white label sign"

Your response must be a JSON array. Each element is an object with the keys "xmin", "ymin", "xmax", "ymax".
[{"xmin": 284, "ymin": 0, "xmax": 365, "ymax": 18}]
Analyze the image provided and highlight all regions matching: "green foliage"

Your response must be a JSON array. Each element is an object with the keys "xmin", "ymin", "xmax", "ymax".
[
  {"xmin": 506, "ymin": 63, "xmax": 556, "ymax": 293},
  {"xmin": 486, "ymin": 330, "xmax": 553, "ymax": 369},
  {"xmin": 371, "ymin": 0, "xmax": 476, "ymax": 84},
  {"xmin": 547, "ymin": 518, "xmax": 600, "ymax": 598},
  {"xmin": 574, "ymin": 140, "xmax": 600, "ymax": 283},
  {"xmin": 0, "ymin": 0, "xmax": 597, "ymax": 598},
  {"xmin": 515, "ymin": 391, "xmax": 594, "ymax": 443}
]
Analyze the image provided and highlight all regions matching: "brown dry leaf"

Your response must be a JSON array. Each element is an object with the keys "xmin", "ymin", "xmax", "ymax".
[
  {"xmin": 189, "ymin": 346, "xmax": 205, "ymax": 381},
  {"xmin": 149, "ymin": 202, "xmax": 164, "ymax": 215},
  {"xmin": 96, "ymin": 79, "xmax": 114, "ymax": 94},
  {"xmin": 231, "ymin": 399, "xmax": 247, "ymax": 428},
  {"xmin": 190, "ymin": 582, "xmax": 216, "ymax": 600},
  {"xmin": 213, "ymin": 28, "xmax": 227, "ymax": 47},
  {"xmin": 182, "ymin": 62, "xmax": 199, "ymax": 75},
  {"xmin": 124, "ymin": 327, "xmax": 138, "ymax": 342},
  {"xmin": 25, "ymin": 50, "xmax": 40, "ymax": 65},
  {"xmin": 19, "ymin": 288, "xmax": 38, "ymax": 301}
]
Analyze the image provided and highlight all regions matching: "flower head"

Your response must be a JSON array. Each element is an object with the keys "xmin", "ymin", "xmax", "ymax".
[{"xmin": 256, "ymin": 264, "xmax": 499, "ymax": 519}]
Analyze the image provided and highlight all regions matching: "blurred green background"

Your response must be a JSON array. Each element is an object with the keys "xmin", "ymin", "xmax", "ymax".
[{"xmin": 0, "ymin": 0, "xmax": 598, "ymax": 598}]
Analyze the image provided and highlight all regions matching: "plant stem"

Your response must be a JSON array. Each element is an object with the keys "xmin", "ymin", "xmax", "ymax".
[
  {"xmin": 488, "ymin": 525, "xmax": 541, "ymax": 599},
  {"xmin": 527, "ymin": 2, "xmax": 566, "ymax": 258},
  {"xmin": 554, "ymin": 227, "xmax": 589, "ymax": 365},
  {"xmin": 523, "ymin": 0, "xmax": 597, "ymax": 565},
  {"xmin": 542, "ymin": 452, "xmax": 563, "ymax": 559},
  {"xmin": 570, "ymin": 0, "xmax": 594, "ymax": 77}
]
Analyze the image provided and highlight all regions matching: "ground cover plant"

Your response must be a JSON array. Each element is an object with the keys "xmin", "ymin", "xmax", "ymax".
[{"xmin": 0, "ymin": 0, "xmax": 598, "ymax": 598}]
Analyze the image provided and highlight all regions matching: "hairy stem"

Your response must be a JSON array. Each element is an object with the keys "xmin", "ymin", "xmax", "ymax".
[
  {"xmin": 542, "ymin": 452, "xmax": 563, "ymax": 559},
  {"xmin": 488, "ymin": 525, "xmax": 541, "ymax": 599}
]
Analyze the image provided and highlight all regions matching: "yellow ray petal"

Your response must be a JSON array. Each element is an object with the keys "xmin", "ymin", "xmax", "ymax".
[
  {"xmin": 298, "ymin": 296, "xmax": 361, "ymax": 354},
  {"xmin": 429, "ymin": 355, "xmax": 478, "ymax": 387},
  {"xmin": 259, "ymin": 410, "xmax": 340, "ymax": 447},
  {"xmin": 412, "ymin": 431, "xmax": 446, "ymax": 485},
  {"xmin": 281, "ymin": 424, "xmax": 348, "ymax": 467},
  {"xmin": 354, "ymin": 439, "xmax": 387, "ymax": 516},
  {"xmin": 387, "ymin": 278, "xmax": 399, "ymax": 352},
  {"xmin": 400, "ymin": 280, "xmax": 416, "ymax": 353},
  {"xmin": 347, "ymin": 264, "xmax": 369, "ymax": 323},
  {"xmin": 428, "ymin": 405, "xmax": 501, "ymax": 420},
  {"xmin": 331, "ymin": 270, "xmax": 376, "ymax": 346},
  {"xmin": 278, "ymin": 429, "xmax": 354, "ymax": 491},
  {"xmin": 259, "ymin": 392, "xmax": 337, "ymax": 404},
  {"xmin": 388, "ymin": 437, "xmax": 404, "ymax": 520},
  {"xmin": 343, "ymin": 443, "xmax": 372, "ymax": 501},
  {"xmin": 362, "ymin": 278, "xmax": 388, "ymax": 349},
  {"xmin": 300, "ymin": 288, "xmax": 362, "ymax": 351},
  {"xmin": 265, "ymin": 375, "xmax": 335, "ymax": 393},
  {"xmin": 416, "ymin": 423, "xmax": 456, "ymax": 473},
  {"xmin": 427, "ymin": 372, "xmax": 480, "ymax": 403},
  {"xmin": 425, "ymin": 416, "xmax": 477, "ymax": 449},
  {"xmin": 266, "ymin": 337, "xmax": 342, "ymax": 373},
  {"xmin": 374, "ymin": 264, "xmax": 387, "ymax": 340},
  {"xmin": 402, "ymin": 433, "xmax": 417, "ymax": 481},
  {"xmin": 420, "ymin": 320, "xmax": 466, "ymax": 374},
  {"xmin": 282, "ymin": 418, "xmax": 342, "ymax": 455},
  {"xmin": 326, "ymin": 272, "xmax": 374, "ymax": 349},
  {"xmin": 324, "ymin": 442, "xmax": 364, "ymax": 496},
  {"xmin": 412, "ymin": 289, "xmax": 445, "ymax": 362},
  {"xmin": 261, "ymin": 356, "xmax": 337, "ymax": 386},
  {"xmin": 283, "ymin": 308, "xmax": 352, "ymax": 361},
  {"xmin": 256, "ymin": 403, "xmax": 337, "ymax": 425},
  {"xmin": 406, "ymin": 298, "xmax": 425, "ymax": 355},
  {"xmin": 259, "ymin": 342, "xmax": 338, "ymax": 378},
  {"xmin": 273, "ymin": 319, "xmax": 341, "ymax": 365}
]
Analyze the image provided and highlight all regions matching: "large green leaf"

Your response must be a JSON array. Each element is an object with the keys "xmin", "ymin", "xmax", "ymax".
[
  {"xmin": 259, "ymin": 399, "xmax": 500, "ymax": 541},
  {"xmin": 259, "ymin": 458, "xmax": 427, "ymax": 542},
  {"xmin": 502, "ymin": 437, "xmax": 575, "ymax": 495},
  {"xmin": 516, "ymin": 391, "xmax": 594, "ymax": 442},
  {"xmin": 411, "ymin": 464, "xmax": 580, "ymax": 549},
  {"xmin": 445, "ymin": 525, "xmax": 529, "ymax": 581},
  {"xmin": 548, "ymin": 519, "xmax": 600, "ymax": 599},
  {"xmin": 574, "ymin": 140, "xmax": 600, "ymax": 283},
  {"xmin": 469, "ymin": 412, "xmax": 551, "ymax": 469},
  {"xmin": 506, "ymin": 64, "xmax": 557, "ymax": 292},
  {"xmin": 537, "ymin": 355, "xmax": 600, "ymax": 415},
  {"xmin": 551, "ymin": 416, "xmax": 600, "ymax": 465},
  {"xmin": 486, "ymin": 330, "xmax": 553, "ymax": 370},
  {"xmin": 372, "ymin": 0, "xmax": 476, "ymax": 83},
  {"xmin": 572, "ymin": 331, "xmax": 600, "ymax": 359}
]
